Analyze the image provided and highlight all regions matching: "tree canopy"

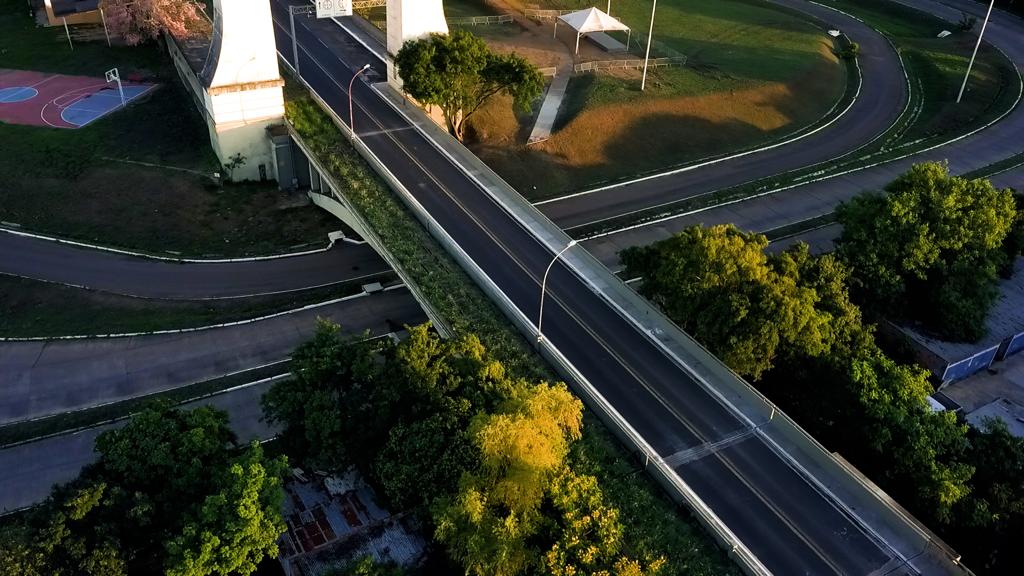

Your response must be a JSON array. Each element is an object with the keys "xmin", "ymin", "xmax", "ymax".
[
  {"xmin": 621, "ymin": 225, "xmax": 851, "ymax": 378},
  {"xmin": 99, "ymin": 0, "xmax": 206, "ymax": 45},
  {"xmin": 394, "ymin": 30, "xmax": 543, "ymax": 141},
  {"xmin": 836, "ymin": 162, "xmax": 1018, "ymax": 341},
  {"xmin": 264, "ymin": 322, "xmax": 663, "ymax": 576},
  {"xmin": 621, "ymin": 214, "xmax": 1024, "ymax": 568},
  {"xmin": 0, "ymin": 405, "xmax": 286, "ymax": 576}
]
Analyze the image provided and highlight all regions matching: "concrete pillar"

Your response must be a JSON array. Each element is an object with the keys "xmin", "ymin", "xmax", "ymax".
[
  {"xmin": 386, "ymin": 0, "xmax": 448, "ymax": 90},
  {"xmin": 201, "ymin": 0, "xmax": 285, "ymax": 182}
]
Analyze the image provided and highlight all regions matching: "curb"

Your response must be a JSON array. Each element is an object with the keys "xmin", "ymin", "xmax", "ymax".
[
  {"xmin": 0, "ymin": 226, "xmax": 339, "ymax": 263},
  {"xmin": 585, "ymin": 52, "xmax": 1023, "ymax": 241},
  {"xmin": 0, "ymin": 284, "xmax": 405, "ymax": 342},
  {"xmin": 0, "ymin": 373, "xmax": 291, "ymax": 451}
]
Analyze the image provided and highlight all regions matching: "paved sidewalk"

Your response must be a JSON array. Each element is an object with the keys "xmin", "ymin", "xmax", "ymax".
[
  {"xmin": 0, "ymin": 378, "xmax": 279, "ymax": 514},
  {"xmin": 528, "ymin": 66, "xmax": 571, "ymax": 144}
]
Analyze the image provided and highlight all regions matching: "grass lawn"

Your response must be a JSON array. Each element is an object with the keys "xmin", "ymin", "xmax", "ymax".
[
  {"xmin": 820, "ymin": 0, "xmax": 1019, "ymax": 145},
  {"xmin": 0, "ymin": 273, "xmax": 394, "ymax": 339},
  {"xmin": 0, "ymin": 0, "xmax": 340, "ymax": 257},
  {"xmin": 467, "ymin": 0, "xmax": 847, "ymax": 200}
]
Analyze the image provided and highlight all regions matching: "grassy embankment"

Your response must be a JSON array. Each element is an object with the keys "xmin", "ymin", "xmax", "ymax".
[
  {"xmin": 0, "ymin": 0, "xmax": 338, "ymax": 257},
  {"xmin": 0, "ymin": 273, "xmax": 395, "ymax": 338},
  {"xmin": 467, "ymin": 0, "xmax": 848, "ymax": 200},
  {"xmin": 282, "ymin": 77, "xmax": 740, "ymax": 574},
  {"xmin": 568, "ymin": 0, "xmax": 1020, "ymax": 238}
]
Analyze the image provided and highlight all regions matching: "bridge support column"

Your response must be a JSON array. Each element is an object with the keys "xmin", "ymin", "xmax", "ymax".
[{"xmin": 386, "ymin": 0, "xmax": 448, "ymax": 90}]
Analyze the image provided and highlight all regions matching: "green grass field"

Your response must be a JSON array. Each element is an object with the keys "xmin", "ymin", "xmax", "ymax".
[
  {"xmin": 471, "ymin": 0, "xmax": 846, "ymax": 199},
  {"xmin": 0, "ymin": 0, "xmax": 338, "ymax": 257},
  {"xmin": 820, "ymin": 0, "xmax": 1019, "ymax": 144}
]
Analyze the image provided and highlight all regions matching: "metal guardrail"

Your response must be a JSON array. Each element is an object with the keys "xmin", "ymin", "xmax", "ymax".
[
  {"xmin": 362, "ymin": 81, "xmax": 972, "ymax": 576},
  {"xmin": 524, "ymin": 8, "xmax": 575, "ymax": 21},
  {"xmin": 448, "ymin": 14, "xmax": 514, "ymax": 26},
  {"xmin": 574, "ymin": 56, "xmax": 687, "ymax": 74},
  {"xmin": 277, "ymin": 30, "xmax": 969, "ymax": 574},
  {"xmin": 363, "ymin": 86, "xmax": 773, "ymax": 576}
]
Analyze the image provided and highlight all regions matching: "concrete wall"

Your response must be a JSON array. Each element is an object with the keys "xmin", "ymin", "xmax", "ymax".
[{"xmin": 167, "ymin": 0, "xmax": 285, "ymax": 182}]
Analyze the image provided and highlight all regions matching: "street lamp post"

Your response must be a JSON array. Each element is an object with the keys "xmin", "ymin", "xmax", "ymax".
[
  {"xmin": 641, "ymin": 0, "xmax": 658, "ymax": 91},
  {"xmin": 957, "ymin": 0, "xmax": 996, "ymax": 104},
  {"xmin": 349, "ymin": 64, "xmax": 372, "ymax": 141},
  {"xmin": 537, "ymin": 239, "xmax": 577, "ymax": 343}
]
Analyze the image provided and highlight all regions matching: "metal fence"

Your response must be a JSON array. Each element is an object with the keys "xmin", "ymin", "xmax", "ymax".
[
  {"xmin": 448, "ymin": 14, "xmax": 514, "ymax": 26},
  {"xmin": 574, "ymin": 56, "xmax": 687, "ymax": 74},
  {"xmin": 523, "ymin": 8, "xmax": 575, "ymax": 21},
  {"xmin": 537, "ymin": 66, "xmax": 558, "ymax": 77}
]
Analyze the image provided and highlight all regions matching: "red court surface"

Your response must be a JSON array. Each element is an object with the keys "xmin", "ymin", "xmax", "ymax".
[{"xmin": 0, "ymin": 69, "xmax": 156, "ymax": 130}]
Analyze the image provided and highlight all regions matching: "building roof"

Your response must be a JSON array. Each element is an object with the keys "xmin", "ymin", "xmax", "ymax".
[
  {"xmin": 49, "ymin": 0, "xmax": 99, "ymax": 17},
  {"xmin": 966, "ymin": 398, "xmax": 1024, "ymax": 438},
  {"xmin": 558, "ymin": 7, "xmax": 630, "ymax": 34},
  {"xmin": 903, "ymin": 257, "xmax": 1024, "ymax": 364}
]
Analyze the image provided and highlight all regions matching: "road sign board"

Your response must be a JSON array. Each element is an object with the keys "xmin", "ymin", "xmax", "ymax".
[{"xmin": 316, "ymin": 0, "xmax": 352, "ymax": 18}]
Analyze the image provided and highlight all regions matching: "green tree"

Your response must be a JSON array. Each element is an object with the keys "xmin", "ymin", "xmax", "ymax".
[
  {"xmin": 433, "ymin": 382, "xmax": 583, "ymax": 576},
  {"xmin": 0, "ymin": 406, "xmax": 286, "ymax": 576},
  {"xmin": 395, "ymin": 30, "xmax": 543, "ymax": 141},
  {"xmin": 836, "ymin": 162, "xmax": 1018, "ymax": 340},
  {"xmin": 544, "ymin": 469, "xmax": 665, "ymax": 576},
  {"xmin": 950, "ymin": 420, "xmax": 1024, "ymax": 572},
  {"xmin": 621, "ymin": 224, "xmax": 835, "ymax": 379},
  {"xmin": 165, "ymin": 445, "xmax": 286, "ymax": 576}
]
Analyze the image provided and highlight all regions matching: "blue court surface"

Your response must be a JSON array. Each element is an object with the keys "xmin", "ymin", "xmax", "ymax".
[
  {"xmin": 0, "ymin": 86, "xmax": 38, "ymax": 103},
  {"xmin": 60, "ymin": 85, "xmax": 154, "ymax": 127}
]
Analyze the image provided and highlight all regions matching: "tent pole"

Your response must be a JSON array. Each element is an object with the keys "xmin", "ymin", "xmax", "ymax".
[
  {"xmin": 627, "ymin": 29, "xmax": 631, "ymax": 51},
  {"xmin": 575, "ymin": 32, "xmax": 580, "ymax": 55},
  {"xmin": 553, "ymin": 19, "xmax": 557, "ymax": 38}
]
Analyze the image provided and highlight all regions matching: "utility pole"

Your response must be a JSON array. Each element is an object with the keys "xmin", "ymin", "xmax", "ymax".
[
  {"xmin": 289, "ymin": 5, "xmax": 316, "ymax": 76},
  {"xmin": 957, "ymin": 0, "xmax": 996, "ymax": 103},
  {"xmin": 641, "ymin": 0, "xmax": 658, "ymax": 91}
]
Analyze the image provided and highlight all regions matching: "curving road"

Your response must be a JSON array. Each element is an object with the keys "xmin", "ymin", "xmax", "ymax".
[
  {"xmin": 0, "ymin": 288, "xmax": 426, "ymax": 425},
  {"xmin": 586, "ymin": 0, "xmax": 1024, "ymax": 267},
  {"xmin": 0, "ymin": 230, "xmax": 390, "ymax": 299},
  {"xmin": 1, "ymin": 1, "xmax": 1018, "ymax": 572},
  {"xmin": 536, "ymin": 0, "xmax": 910, "ymax": 230}
]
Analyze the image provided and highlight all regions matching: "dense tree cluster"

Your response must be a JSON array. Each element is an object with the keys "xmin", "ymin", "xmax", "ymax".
[
  {"xmin": 263, "ymin": 322, "xmax": 664, "ymax": 576},
  {"xmin": 622, "ymin": 181, "xmax": 1024, "ymax": 571},
  {"xmin": 395, "ymin": 30, "xmax": 543, "ymax": 142},
  {"xmin": 836, "ymin": 162, "xmax": 1020, "ymax": 340},
  {"xmin": 99, "ymin": 0, "xmax": 206, "ymax": 46},
  {"xmin": 0, "ymin": 406, "xmax": 286, "ymax": 576}
]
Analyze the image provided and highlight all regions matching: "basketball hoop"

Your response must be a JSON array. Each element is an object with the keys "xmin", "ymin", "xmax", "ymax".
[{"xmin": 105, "ymin": 68, "xmax": 127, "ymax": 109}]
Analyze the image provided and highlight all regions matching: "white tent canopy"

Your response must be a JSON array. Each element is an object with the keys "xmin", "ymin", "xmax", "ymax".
[{"xmin": 555, "ymin": 7, "xmax": 631, "ymax": 55}]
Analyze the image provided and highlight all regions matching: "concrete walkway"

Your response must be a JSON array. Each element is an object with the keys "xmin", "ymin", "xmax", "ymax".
[{"xmin": 527, "ymin": 65, "xmax": 571, "ymax": 145}]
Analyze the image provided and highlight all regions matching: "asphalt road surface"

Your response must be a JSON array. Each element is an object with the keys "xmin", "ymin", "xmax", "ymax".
[
  {"xmin": 0, "ymin": 288, "xmax": 426, "ymax": 424},
  {"xmin": 586, "ymin": 0, "xmax": 1024, "ymax": 268},
  {"xmin": 270, "ymin": 3, "xmax": 944, "ymax": 572},
  {"xmin": 0, "ymin": 378, "xmax": 279, "ymax": 514},
  {"xmin": 536, "ymin": 0, "xmax": 910, "ymax": 230},
  {"xmin": 0, "ymin": 230, "xmax": 390, "ymax": 299}
]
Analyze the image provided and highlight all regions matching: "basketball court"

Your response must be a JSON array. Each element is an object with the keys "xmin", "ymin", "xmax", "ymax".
[{"xmin": 0, "ymin": 69, "xmax": 157, "ymax": 129}]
